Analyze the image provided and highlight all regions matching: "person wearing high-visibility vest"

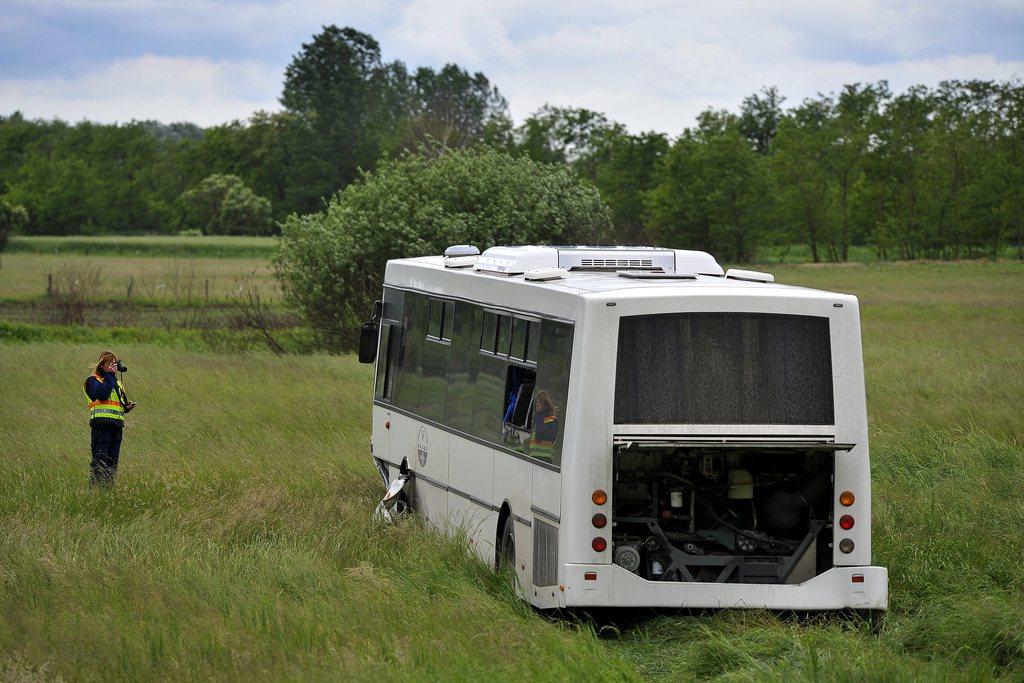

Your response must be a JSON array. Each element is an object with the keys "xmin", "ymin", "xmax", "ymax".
[
  {"xmin": 527, "ymin": 390, "xmax": 559, "ymax": 462},
  {"xmin": 83, "ymin": 350, "xmax": 135, "ymax": 486}
]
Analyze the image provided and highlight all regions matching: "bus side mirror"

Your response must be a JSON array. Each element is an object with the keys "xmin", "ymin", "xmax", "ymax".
[{"xmin": 358, "ymin": 322, "xmax": 378, "ymax": 364}]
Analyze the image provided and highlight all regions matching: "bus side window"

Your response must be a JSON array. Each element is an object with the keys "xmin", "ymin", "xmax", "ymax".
[
  {"xmin": 502, "ymin": 365, "xmax": 536, "ymax": 448},
  {"xmin": 481, "ymin": 310, "xmax": 498, "ymax": 353},
  {"xmin": 428, "ymin": 298, "xmax": 455, "ymax": 343},
  {"xmin": 496, "ymin": 313, "xmax": 512, "ymax": 357},
  {"xmin": 532, "ymin": 320, "xmax": 573, "ymax": 466},
  {"xmin": 442, "ymin": 301, "xmax": 455, "ymax": 341},
  {"xmin": 375, "ymin": 323, "xmax": 398, "ymax": 400},
  {"xmin": 427, "ymin": 298, "xmax": 442, "ymax": 339},
  {"xmin": 525, "ymin": 320, "xmax": 540, "ymax": 362},
  {"xmin": 511, "ymin": 317, "xmax": 529, "ymax": 361}
]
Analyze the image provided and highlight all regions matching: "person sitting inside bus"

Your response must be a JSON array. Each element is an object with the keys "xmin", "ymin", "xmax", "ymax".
[{"xmin": 526, "ymin": 390, "xmax": 559, "ymax": 461}]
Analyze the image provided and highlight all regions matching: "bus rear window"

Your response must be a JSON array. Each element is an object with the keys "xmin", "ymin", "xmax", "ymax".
[{"xmin": 615, "ymin": 313, "xmax": 834, "ymax": 425}]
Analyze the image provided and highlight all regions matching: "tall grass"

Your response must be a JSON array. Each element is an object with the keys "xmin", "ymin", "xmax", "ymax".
[
  {"xmin": 2, "ymin": 262, "xmax": 1023, "ymax": 680},
  {"xmin": 0, "ymin": 254, "xmax": 280, "ymax": 304},
  {"xmin": 0, "ymin": 344, "xmax": 637, "ymax": 681}
]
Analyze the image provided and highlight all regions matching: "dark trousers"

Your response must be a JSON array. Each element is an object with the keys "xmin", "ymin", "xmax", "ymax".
[{"xmin": 90, "ymin": 426, "xmax": 123, "ymax": 486}]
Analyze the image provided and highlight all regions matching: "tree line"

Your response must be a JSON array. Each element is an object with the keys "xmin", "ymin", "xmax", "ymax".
[{"xmin": 1, "ymin": 25, "xmax": 1022, "ymax": 262}]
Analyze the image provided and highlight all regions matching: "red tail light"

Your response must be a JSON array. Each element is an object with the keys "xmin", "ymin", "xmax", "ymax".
[
  {"xmin": 839, "ymin": 514, "xmax": 855, "ymax": 530},
  {"xmin": 592, "ymin": 537, "xmax": 607, "ymax": 552},
  {"xmin": 592, "ymin": 513, "xmax": 607, "ymax": 529}
]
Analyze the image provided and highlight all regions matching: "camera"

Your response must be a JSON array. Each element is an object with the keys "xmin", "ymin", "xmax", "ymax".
[{"xmin": 116, "ymin": 360, "xmax": 127, "ymax": 372}]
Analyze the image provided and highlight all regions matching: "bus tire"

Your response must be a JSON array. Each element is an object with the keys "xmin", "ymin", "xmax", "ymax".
[
  {"xmin": 865, "ymin": 609, "xmax": 885, "ymax": 636},
  {"xmin": 499, "ymin": 517, "xmax": 516, "ymax": 578}
]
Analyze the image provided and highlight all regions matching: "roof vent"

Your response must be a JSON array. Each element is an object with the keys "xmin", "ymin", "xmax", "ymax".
[
  {"xmin": 444, "ymin": 244, "xmax": 480, "ymax": 268},
  {"xmin": 474, "ymin": 246, "xmax": 558, "ymax": 275},
  {"xmin": 725, "ymin": 268, "xmax": 774, "ymax": 283},
  {"xmin": 473, "ymin": 245, "xmax": 725, "ymax": 276},
  {"xmin": 618, "ymin": 270, "xmax": 697, "ymax": 280},
  {"xmin": 524, "ymin": 267, "xmax": 568, "ymax": 281},
  {"xmin": 558, "ymin": 247, "xmax": 674, "ymax": 272}
]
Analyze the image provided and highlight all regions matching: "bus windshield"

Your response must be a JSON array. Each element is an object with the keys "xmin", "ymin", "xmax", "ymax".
[{"xmin": 614, "ymin": 312, "xmax": 834, "ymax": 425}]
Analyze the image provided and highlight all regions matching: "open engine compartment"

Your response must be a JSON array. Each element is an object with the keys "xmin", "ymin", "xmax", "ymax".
[{"xmin": 612, "ymin": 444, "xmax": 835, "ymax": 584}]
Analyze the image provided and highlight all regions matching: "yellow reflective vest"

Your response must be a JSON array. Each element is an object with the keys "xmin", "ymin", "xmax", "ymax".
[
  {"xmin": 84, "ymin": 373, "xmax": 126, "ymax": 425},
  {"xmin": 527, "ymin": 414, "xmax": 558, "ymax": 461}
]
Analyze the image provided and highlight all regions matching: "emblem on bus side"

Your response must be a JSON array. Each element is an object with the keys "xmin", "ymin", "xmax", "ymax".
[{"xmin": 417, "ymin": 426, "xmax": 429, "ymax": 467}]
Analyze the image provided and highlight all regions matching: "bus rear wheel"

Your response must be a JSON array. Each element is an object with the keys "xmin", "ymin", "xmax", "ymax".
[{"xmin": 499, "ymin": 517, "xmax": 516, "ymax": 579}]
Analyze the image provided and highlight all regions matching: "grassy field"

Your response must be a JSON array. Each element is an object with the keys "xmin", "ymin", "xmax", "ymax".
[
  {"xmin": 0, "ymin": 253, "xmax": 281, "ymax": 304},
  {"xmin": 751, "ymin": 244, "xmax": 1022, "ymax": 264},
  {"xmin": 1, "ymin": 252, "xmax": 1023, "ymax": 680},
  {"xmin": 6, "ymin": 235, "xmax": 277, "ymax": 258}
]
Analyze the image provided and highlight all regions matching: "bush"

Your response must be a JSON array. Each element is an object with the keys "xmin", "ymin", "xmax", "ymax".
[
  {"xmin": 274, "ymin": 146, "xmax": 612, "ymax": 349},
  {"xmin": 180, "ymin": 174, "xmax": 273, "ymax": 236},
  {"xmin": 0, "ymin": 197, "xmax": 29, "ymax": 251}
]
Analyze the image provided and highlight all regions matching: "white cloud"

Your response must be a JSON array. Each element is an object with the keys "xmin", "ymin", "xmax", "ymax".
[
  {"xmin": 478, "ymin": 1, "xmax": 1024, "ymax": 133},
  {"xmin": 1, "ymin": 0, "xmax": 1022, "ymax": 133},
  {"xmin": 384, "ymin": 0, "xmax": 523, "ymax": 69},
  {"xmin": 0, "ymin": 55, "xmax": 281, "ymax": 125}
]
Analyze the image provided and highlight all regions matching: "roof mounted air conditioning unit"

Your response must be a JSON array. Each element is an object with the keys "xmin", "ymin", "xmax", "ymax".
[
  {"xmin": 444, "ymin": 244, "xmax": 480, "ymax": 268},
  {"xmin": 474, "ymin": 246, "xmax": 558, "ymax": 274},
  {"xmin": 557, "ymin": 246, "xmax": 673, "ymax": 272},
  {"xmin": 472, "ymin": 245, "xmax": 724, "ymax": 276}
]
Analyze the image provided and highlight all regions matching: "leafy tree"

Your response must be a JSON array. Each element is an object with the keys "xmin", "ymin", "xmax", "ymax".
[
  {"xmin": 646, "ymin": 111, "xmax": 770, "ymax": 261},
  {"xmin": 179, "ymin": 111, "xmax": 302, "ymax": 222},
  {"xmin": 9, "ymin": 151, "xmax": 96, "ymax": 235},
  {"xmin": 280, "ymin": 26, "xmax": 416, "ymax": 214},
  {"xmin": 0, "ymin": 196, "xmax": 29, "ymax": 250},
  {"xmin": 590, "ymin": 130, "xmax": 669, "ymax": 243},
  {"xmin": 515, "ymin": 106, "xmax": 619, "ymax": 165},
  {"xmin": 3, "ymin": 118, "xmax": 175, "ymax": 234},
  {"xmin": 865, "ymin": 85, "xmax": 935, "ymax": 259},
  {"xmin": 511, "ymin": 106, "xmax": 665, "ymax": 243},
  {"xmin": 275, "ymin": 147, "xmax": 612, "ymax": 349},
  {"xmin": 402, "ymin": 64, "xmax": 508, "ymax": 152},
  {"xmin": 826, "ymin": 83, "xmax": 889, "ymax": 260},
  {"xmin": 0, "ymin": 113, "xmax": 49, "ymax": 194},
  {"xmin": 772, "ymin": 98, "xmax": 838, "ymax": 262},
  {"xmin": 739, "ymin": 86, "xmax": 786, "ymax": 154},
  {"xmin": 180, "ymin": 174, "xmax": 273, "ymax": 235},
  {"xmin": 994, "ymin": 79, "xmax": 1024, "ymax": 259}
]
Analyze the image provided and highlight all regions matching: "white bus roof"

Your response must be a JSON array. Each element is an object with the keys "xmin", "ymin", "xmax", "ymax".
[{"xmin": 384, "ymin": 245, "xmax": 850, "ymax": 305}]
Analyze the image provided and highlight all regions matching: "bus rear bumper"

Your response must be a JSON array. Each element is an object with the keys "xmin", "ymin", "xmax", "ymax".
[{"xmin": 560, "ymin": 564, "xmax": 888, "ymax": 611}]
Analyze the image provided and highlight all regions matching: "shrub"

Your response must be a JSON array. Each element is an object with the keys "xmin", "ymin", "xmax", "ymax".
[
  {"xmin": 275, "ymin": 146, "xmax": 612, "ymax": 349},
  {"xmin": 180, "ymin": 174, "xmax": 273, "ymax": 236},
  {"xmin": 0, "ymin": 197, "xmax": 29, "ymax": 252}
]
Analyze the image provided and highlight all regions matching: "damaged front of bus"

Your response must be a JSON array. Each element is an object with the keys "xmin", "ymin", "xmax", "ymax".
[{"xmin": 559, "ymin": 264, "xmax": 888, "ymax": 621}]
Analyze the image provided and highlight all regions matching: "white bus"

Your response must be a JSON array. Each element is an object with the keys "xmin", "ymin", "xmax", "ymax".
[{"xmin": 360, "ymin": 245, "xmax": 888, "ymax": 616}]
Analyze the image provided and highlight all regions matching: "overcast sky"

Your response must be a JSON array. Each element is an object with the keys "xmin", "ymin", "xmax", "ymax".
[{"xmin": 2, "ymin": 0, "xmax": 1023, "ymax": 135}]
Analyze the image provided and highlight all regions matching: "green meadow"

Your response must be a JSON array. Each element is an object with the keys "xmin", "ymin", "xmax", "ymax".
[
  {"xmin": 5, "ymin": 235, "xmax": 278, "ymax": 259},
  {"xmin": 1, "ymin": 244, "xmax": 1022, "ymax": 681}
]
